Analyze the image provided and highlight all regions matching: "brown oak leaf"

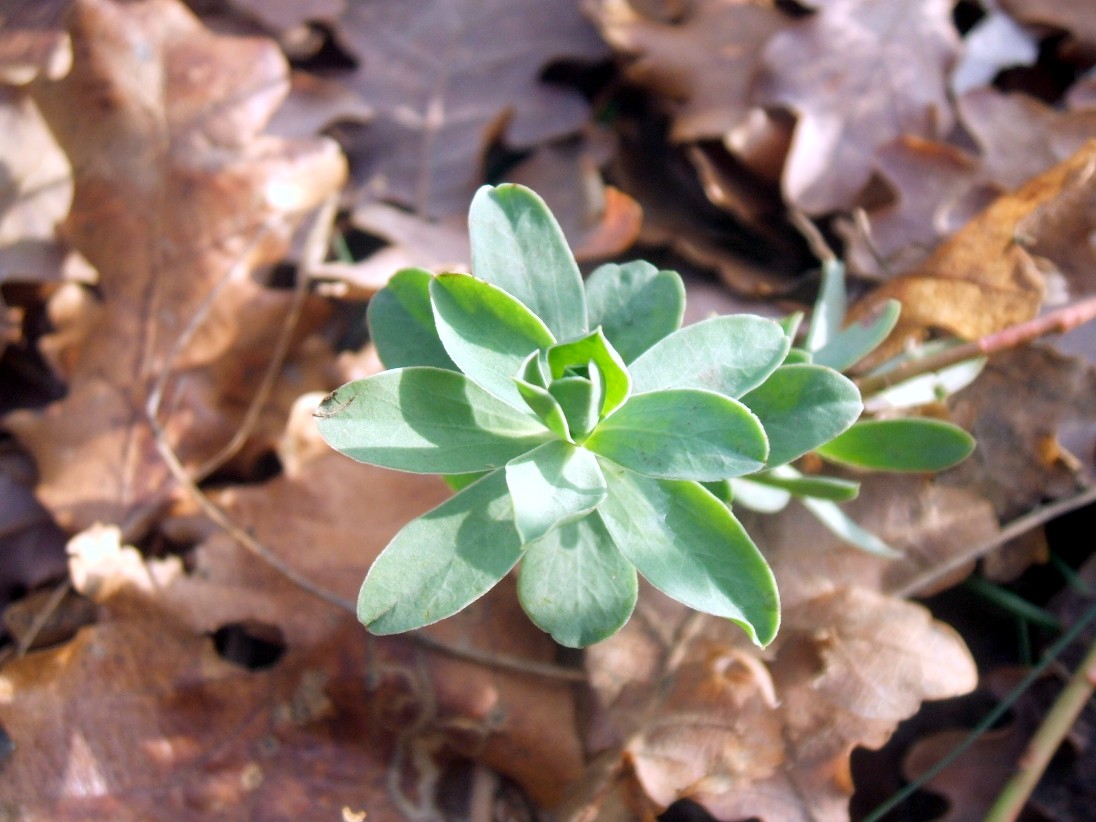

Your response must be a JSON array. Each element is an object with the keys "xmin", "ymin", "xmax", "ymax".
[
  {"xmin": 3, "ymin": 0, "xmax": 346, "ymax": 531},
  {"xmin": 758, "ymin": 0, "xmax": 959, "ymax": 214}
]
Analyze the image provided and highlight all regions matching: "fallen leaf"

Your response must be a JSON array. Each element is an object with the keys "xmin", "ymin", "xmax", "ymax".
[
  {"xmin": 0, "ymin": 0, "xmax": 71, "ymax": 85},
  {"xmin": 846, "ymin": 141, "xmax": 1096, "ymax": 359},
  {"xmin": 577, "ymin": 586, "xmax": 976, "ymax": 821},
  {"xmin": 758, "ymin": 0, "xmax": 959, "ymax": 213},
  {"xmin": 332, "ymin": 0, "xmax": 608, "ymax": 218},
  {"xmin": 999, "ymin": 0, "xmax": 1096, "ymax": 53},
  {"xmin": 950, "ymin": 9, "xmax": 1039, "ymax": 95},
  {"xmin": 585, "ymin": 0, "xmax": 788, "ymax": 144},
  {"xmin": 225, "ymin": 0, "xmax": 344, "ymax": 34},
  {"xmin": 958, "ymin": 88, "xmax": 1096, "ymax": 191},
  {"xmin": 0, "ymin": 85, "xmax": 72, "ymax": 284},
  {"xmin": 3, "ymin": 0, "xmax": 346, "ymax": 531},
  {"xmin": 945, "ymin": 346, "xmax": 1096, "ymax": 520},
  {"xmin": 837, "ymin": 136, "xmax": 992, "ymax": 280}
]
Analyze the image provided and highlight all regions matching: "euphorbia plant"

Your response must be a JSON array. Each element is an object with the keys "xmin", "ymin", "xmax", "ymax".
[{"xmin": 315, "ymin": 183, "xmax": 974, "ymax": 648}]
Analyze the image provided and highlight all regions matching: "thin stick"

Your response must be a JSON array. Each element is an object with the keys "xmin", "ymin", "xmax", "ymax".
[
  {"xmin": 856, "ymin": 294, "xmax": 1096, "ymax": 396},
  {"xmin": 14, "ymin": 578, "xmax": 72, "ymax": 658},
  {"xmin": 194, "ymin": 195, "xmax": 337, "ymax": 479},
  {"xmin": 890, "ymin": 483, "xmax": 1096, "ymax": 599},
  {"xmin": 985, "ymin": 635, "xmax": 1096, "ymax": 821}
]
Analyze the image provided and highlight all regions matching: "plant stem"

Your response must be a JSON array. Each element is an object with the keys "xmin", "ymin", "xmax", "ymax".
[
  {"xmin": 983, "ymin": 635, "xmax": 1096, "ymax": 822},
  {"xmin": 855, "ymin": 294, "xmax": 1096, "ymax": 396}
]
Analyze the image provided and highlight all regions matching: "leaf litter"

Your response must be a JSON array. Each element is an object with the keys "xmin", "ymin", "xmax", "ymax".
[{"xmin": 2, "ymin": 0, "xmax": 1096, "ymax": 819}]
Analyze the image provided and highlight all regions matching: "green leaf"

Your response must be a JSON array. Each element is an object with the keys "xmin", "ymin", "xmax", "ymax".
[
  {"xmin": 587, "ymin": 389, "xmax": 768, "ymax": 480},
  {"xmin": 799, "ymin": 497, "xmax": 901, "ymax": 558},
  {"xmin": 517, "ymin": 514, "xmax": 637, "ymax": 647},
  {"xmin": 813, "ymin": 299, "xmax": 901, "ymax": 371},
  {"xmin": 584, "ymin": 261, "xmax": 685, "ymax": 362},
  {"xmin": 746, "ymin": 470, "xmax": 860, "ymax": 502},
  {"xmin": 315, "ymin": 367, "xmax": 552, "ymax": 474},
  {"xmin": 505, "ymin": 441, "xmax": 606, "ymax": 544},
  {"xmin": 779, "ymin": 310, "xmax": 804, "ymax": 341},
  {"xmin": 515, "ymin": 377, "xmax": 571, "ymax": 440},
  {"xmin": 430, "ymin": 273, "xmax": 555, "ymax": 409},
  {"xmin": 367, "ymin": 268, "xmax": 457, "ymax": 370},
  {"xmin": 357, "ymin": 470, "xmax": 523, "ymax": 633},
  {"xmin": 549, "ymin": 368, "xmax": 603, "ymax": 441},
  {"xmin": 864, "ymin": 355, "xmax": 986, "ymax": 411},
  {"xmin": 443, "ymin": 472, "xmax": 488, "ymax": 492},
  {"xmin": 629, "ymin": 315, "xmax": 790, "ymax": 397},
  {"xmin": 597, "ymin": 461, "xmax": 780, "ymax": 647},
  {"xmin": 815, "ymin": 418, "xmax": 975, "ymax": 472},
  {"xmin": 547, "ymin": 328, "xmax": 631, "ymax": 418},
  {"xmin": 468, "ymin": 183, "xmax": 587, "ymax": 340},
  {"xmin": 740, "ymin": 364, "xmax": 862, "ymax": 467},
  {"xmin": 804, "ymin": 258, "xmax": 847, "ymax": 352}
]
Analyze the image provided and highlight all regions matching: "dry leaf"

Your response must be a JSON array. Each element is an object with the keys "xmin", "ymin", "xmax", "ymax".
[
  {"xmin": 999, "ymin": 0, "xmax": 1096, "ymax": 53},
  {"xmin": 579, "ymin": 587, "xmax": 976, "ymax": 821},
  {"xmin": 0, "ymin": 85, "xmax": 72, "ymax": 283},
  {"xmin": 332, "ymin": 0, "xmax": 608, "ymax": 219},
  {"xmin": 584, "ymin": 0, "xmax": 788, "ymax": 144},
  {"xmin": 946, "ymin": 346, "xmax": 1096, "ymax": 519},
  {"xmin": 959, "ymin": 88, "xmax": 1096, "ymax": 191},
  {"xmin": 0, "ymin": 0, "xmax": 72, "ymax": 85},
  {"xmin": 837, "ymin": 136, "xmax": 992, "ymax": 280},
  {"xmin": 846, "ymin": 141, "xmax": 1096, "ymax": 359},
  {"xmin": 3, "ymin": 0, "xmax": 346, "ymax": 531},
  {"xmin": 758, "ymin": 0, "xmax": 959, "ymax": 213}
]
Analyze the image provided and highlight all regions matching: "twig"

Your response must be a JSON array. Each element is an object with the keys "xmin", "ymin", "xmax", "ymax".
[
  {"xmin": 890, "ymin": 483, "xmax": 1096, "ymax": 599},
  {"xmin": 194, "ymin": 195, "xmax": 337, "ymax": 479},
  {"xmin": 984, "ymin": 635, "xmax": 1096, "ymax": 821},
  {"xmin": 13, "ymin": 578, "xmax": 72, "ymax": 659},
  {"xmin": 856, "ymin": 294, "xmax": 1096, "ymax": 396}
]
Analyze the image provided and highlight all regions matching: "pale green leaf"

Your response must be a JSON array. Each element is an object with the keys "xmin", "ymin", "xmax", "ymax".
[
  {"xmin": 729, "ymin": 477, "xmax": 792, "ymax": 513},
  {"xmin": 745, "ymin": 469, "xmax": 860, "ymax": 502},
  {"xmin": 585, "ymin": 389, "xmax": 768, "ymax": 480},
  {"xmin": 358, "ymin": 470, "xmax": 523, "ymax": 633},
  {"xmin": 315, "ymin": 367, "xmax": 551, "ymax": 474},
  {"xmin": 813, "ymin": 299, "xmax": 900, "ymax": 371},
  {"xmin": 518, "ymin": 514, "xmax": 637, "ymax": 647},
  {"xmin": 430, "ymin": 273, "xmax": 555, "ymax": 409},
  {"xmin": 468, "ymin": 183, "xmax": 587, "ymax": 340},
  {"xmin": 597, "ymin": 461, "xmax": 780, "ymax": 646},
  {"xmin": 629, "ymin": 315, "xmax": 790, "ymax": 397},
  {"xmin": 804, "ymin": 258, "xmax": 847, "ymax": 352},
  {"xmin": 800, "ymin": 497, "xmax": 901, "ymax": 558},
  {"xmin": 740, "ymin": 364, "xmax": 862, "ymax": 467},
  {"xmin": 505, "ymin": 441, "xmax": 606, "ymax": 544},
  {"xmin": 815, "ymin": 418, "xmax": 975, "ymax": 472},
  {"xmin": 549, "ymin": 367, "xmax": 603, "ymax": 441},
  {"xmin": 367, "ymin": 268, "xmax": 456, "ymax": 370},
  {"xmin": 584, "ymin": 261, "xmax": 685, "ymax": 362}
]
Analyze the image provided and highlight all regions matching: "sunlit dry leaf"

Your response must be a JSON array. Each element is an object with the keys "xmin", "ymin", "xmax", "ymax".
[
  {"xmin": 758, "ymin": 0, "xmax": 959, "ymax": 213},
  {"xmin": 3, "ymin": 0, "xmax": 345, "ymax": 531},
  {"xmin": 333, "ymin": 0, "xmax": 608, "ymax": 219},
  {"xmin": 0, "ymin": 86, "xmax": 72, "ymax": 283},
  {"xmin": 584, "ymin": 0, "xmax": 787, "ymax": 144},
  {"xmin": 581, "ymin": 587, "xmax": 975, "ymax": 821},
  {"xmin": 847, "ymin": 141, "xmax": 1096, "ymax": 359},
  {"xmin": 945, "ymin": 345, "xmax": 1096, "ymax": 519},
  {"xmin": 837, "ymin": 136, "xmax": 991, "ymax": 280},
  {"xmin": 0, "ymin": 583, "xmax": 415, "ymax": 820},
  {"xmin": 0, "ymin": 0, "xmax": 71, "ymax": 85},
  {"xmin": 959, "ymin": 88, "xmax": 1096, "ymax": 191}
]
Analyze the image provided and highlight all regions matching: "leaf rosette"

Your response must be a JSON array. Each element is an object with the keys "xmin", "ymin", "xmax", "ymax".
[{"xmin": 315, "ymin": 184, "xmax": 969, "ymax": 648}]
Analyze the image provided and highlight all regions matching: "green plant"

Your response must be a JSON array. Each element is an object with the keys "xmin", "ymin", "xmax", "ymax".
[{"xmin": 315, "ymin": 183, "xmax": 975, "ymax": 648}]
